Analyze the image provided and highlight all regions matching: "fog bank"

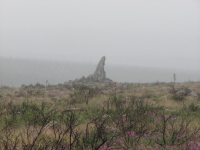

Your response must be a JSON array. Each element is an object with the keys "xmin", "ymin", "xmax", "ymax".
[{"xmin": 0, "ymin": 57, "xmax": 199, "ymax": 87}]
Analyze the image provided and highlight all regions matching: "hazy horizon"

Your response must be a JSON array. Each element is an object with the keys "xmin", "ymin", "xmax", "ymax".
[
  {"xmin": 0, "ymin": 56, "xmax": 199, "ymax": 87},
  {"xmin": 0, "ymin": 0, "xmax": 199, "ymax": 86}
]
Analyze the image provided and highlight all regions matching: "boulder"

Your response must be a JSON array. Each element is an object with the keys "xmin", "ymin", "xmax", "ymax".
[
  {"xmin": 64, "ymin": 80, "xmax": 73, "ymax": 85},
  {"xmin": 78, "ymin": 76, "xmax": 86, "ymax": 82},
  {"xmin": 176, "ymin": 86, "xmax": 191, "ymax": 96}
]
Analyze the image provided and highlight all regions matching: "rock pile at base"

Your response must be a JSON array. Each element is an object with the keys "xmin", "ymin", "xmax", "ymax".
[
  {"xmin": 64, "ymin": 56, "xmax": 112, "ymax": 85},
  {"xmin": 176, "ymin": 86, "xmax": 191, "ymax": 96}
]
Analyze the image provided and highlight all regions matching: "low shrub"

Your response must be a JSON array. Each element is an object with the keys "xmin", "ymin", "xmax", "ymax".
[
  {"xmin": 172, "ymin": 94, "xmax": 185, "ymax": 101},
  {"xmin": 189, "ymin": 103, "xmax": 199, "ymax": 112}
]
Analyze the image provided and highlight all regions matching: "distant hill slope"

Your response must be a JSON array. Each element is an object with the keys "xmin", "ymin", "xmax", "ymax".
[{"xmin": 0, "ymin": 57, "xmax": 199, "ymax": 87}]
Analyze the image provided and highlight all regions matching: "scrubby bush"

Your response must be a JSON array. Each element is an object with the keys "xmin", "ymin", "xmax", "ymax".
[
  {"xmin": 69, "ymin": 85, "xmax": 100, "ymax": 105},
  {"xmin": 171, "ymin": 94, "xmax": 185, "ymax": 101},
  {"xmin": 0, "ymin": 83, "xmax": 200, "ymax": 150},
  {"xmin": 189, "ymin": 103, "xmax": 199, "ymax": 112},
  {"xmin": 35, "ymin": 83, "xmax": 45, "ymax": 88}
]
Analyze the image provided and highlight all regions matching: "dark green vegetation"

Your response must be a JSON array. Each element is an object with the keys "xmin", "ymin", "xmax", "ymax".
[{"xmin": 0, "ymin": 82, "xmax": 200, "ymax": 149}]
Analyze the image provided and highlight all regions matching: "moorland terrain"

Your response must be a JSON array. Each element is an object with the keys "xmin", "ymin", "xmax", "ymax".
[{"xmin": 0, "ymin": 81, "xmax": 200, "ymax": 149}]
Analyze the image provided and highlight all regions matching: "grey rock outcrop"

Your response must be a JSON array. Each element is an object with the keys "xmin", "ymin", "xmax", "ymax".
[
  {"xmin": 92, "ymin": 56, "xmax": 106, "ymax": 82},
  {"xmin": 64, "ymin": 56, "xmax": 112, "ymax": 85}
]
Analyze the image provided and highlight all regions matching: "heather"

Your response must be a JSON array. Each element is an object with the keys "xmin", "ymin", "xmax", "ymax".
[{"xmin": 0, "ymin": 82, "xmax": 199, "ymax": 150}]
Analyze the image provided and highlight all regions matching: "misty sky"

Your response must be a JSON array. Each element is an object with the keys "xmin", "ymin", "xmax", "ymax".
[{"xmin": 0, "ymin": 0, "xmax": 200, "ymax": 70}]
